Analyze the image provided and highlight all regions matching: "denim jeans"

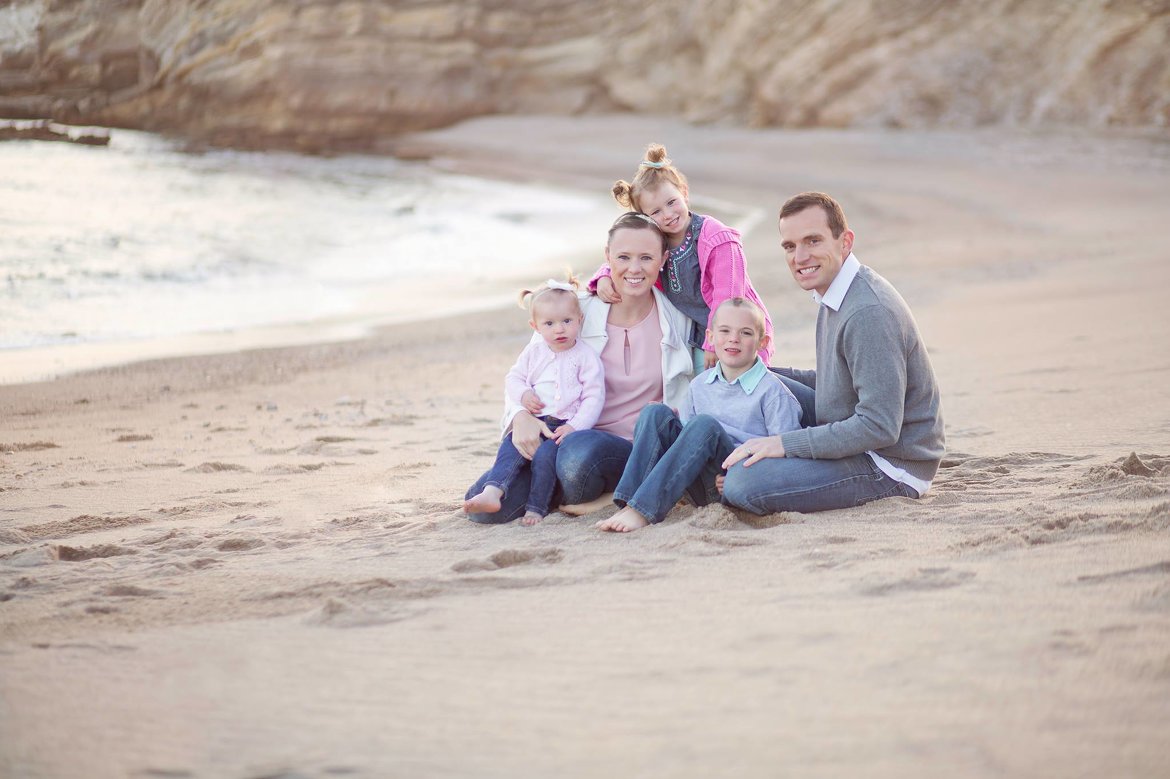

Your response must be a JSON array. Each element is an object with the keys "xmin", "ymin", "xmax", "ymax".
[
  {"xmin": 614, "ymin": 404, "xmax": 733, "ymax": 524},
  {"xmin": 721, "ymin": 451, "xmax": 918, "ymax": 514},
  {"xmin": 772, "ymin": 371, "xmax": 816, "ymax": 428},
  {"xmin": 465, "ymin": 426, "xmax": 631, "ymax": 524},
  {"xmin": 473, "ymin": 417, "xmax": 564, "ymax": 520}
]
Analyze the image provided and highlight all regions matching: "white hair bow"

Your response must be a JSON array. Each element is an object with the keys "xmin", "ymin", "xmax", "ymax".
[{"xmin": 545, "ymin": 279, "xmax": 576, "ymax": 292}]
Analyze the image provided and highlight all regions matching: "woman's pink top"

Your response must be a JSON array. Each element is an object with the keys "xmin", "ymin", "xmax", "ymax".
[{"xmin": 594, "ymin": 304, "xmax": 664, "ymax": 440}]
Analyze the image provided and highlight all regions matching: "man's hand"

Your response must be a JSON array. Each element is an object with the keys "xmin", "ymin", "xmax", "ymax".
[
  {"xmin": 511, "ymin": 412, "xmax": 553, "ymax": 460},
  {"xmin": 715, "ymin": 473, "xmax": 725, "ymax": 494},
  {"xmin": 521, "ymin": 390, "xmax": 545, "ymax": 415},
  {"xmin": 722, "ymin": 436, "xmax": 785, "ymax": 470},
  {"xmin": 703, "ymin": 350, "xmax": 718, "ymax": 370},
  {"xmin": 550, "ymin": 424, "xmax": 576, "ymax": 444},
  {"xmin": 596, "ymin": 276, "xmax": 622, "ymax": 304}
]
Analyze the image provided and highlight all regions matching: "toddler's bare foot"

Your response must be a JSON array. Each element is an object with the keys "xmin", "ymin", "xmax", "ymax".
[
  {"xmin": 463, "ymin": 485, "xmax": 503, "ymax": 514},
  {"xmin": 595, "ymin": 507, "xmax": 650, "ymax": 533},
  {"xmin": 560, "ymin": 492, "xmax": 615, "ymax": 516},
  {"xmin": 520, "ymin": 511, "xmax": 544, "ymax": 526}
]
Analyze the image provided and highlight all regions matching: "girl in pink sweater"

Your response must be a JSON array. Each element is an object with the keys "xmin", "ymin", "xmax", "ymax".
[
  {"xmin": 591, "ymin": 143, "xmax": 774, "ymax": 371},
  {"xmin": 463, "ymin": 278, "xmax": 605, "ymax": 525}
]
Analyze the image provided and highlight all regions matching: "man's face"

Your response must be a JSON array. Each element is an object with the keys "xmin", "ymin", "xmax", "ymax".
[{"xmin": 779, "ymin": 206, "xmax": 854, "ymax": 297}]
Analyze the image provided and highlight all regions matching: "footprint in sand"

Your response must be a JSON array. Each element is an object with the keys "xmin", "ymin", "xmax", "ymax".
[
  {"xmin": 1077, "ymin": 560, "xmax": 1170, "ymax": 584},
  {"xmin": 303, "ymin": 597, "xmax": 421, "ymax": 628},
  {"xmin": 451, "ymin": 546, "xmax": 564, "ymax": 573},
  {"xmin": 860, "ymin": 567, "xmax": 975, "ymax": 596},
  {"xmin": 0, "ymin": 441, "xmax": 60, "ymax": 452},
  {"xmin": 297, "ymin": 436, "xmax": 377, "ymax": 456},
  {"xmin": 186, "ymin": 462, "xmax": 250, "ymax": 473},
  {"xmin": 215, "ymin": 537, "xmax": 265, "ymax": 552},
  {"xmin": 19, "ymin": 514, "xmax": 152, "ymax": 541},
  {"xmin": 361, "ymin": 414, "xmax": 419, "ymax": 427},
  {"xmin": 100, "ymin": 584, "xmax": 164, "ymax": 598},
  {"xmin": 53, "ymin": 543, "xmax": 138, "ymax": 562}
]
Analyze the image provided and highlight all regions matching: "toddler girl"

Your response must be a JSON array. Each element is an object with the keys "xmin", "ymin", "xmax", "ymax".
[{"xmin": 463, "ymin": 278, "xmax": 605, "ymax": 525}]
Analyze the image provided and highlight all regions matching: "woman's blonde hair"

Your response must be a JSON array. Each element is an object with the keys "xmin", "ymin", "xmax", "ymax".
[
  {"xmin": 612, "ymin": 142, "xmax": 689, "ymax": 213},
  {"xmin": 518, "ymin": 272, "xmax": 582, "ymax": 316}
]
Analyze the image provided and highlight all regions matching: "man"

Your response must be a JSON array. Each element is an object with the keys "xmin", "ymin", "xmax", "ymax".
[{"xmin": 720, "ymin": 192, "xmax": 944, "ymax": 513}]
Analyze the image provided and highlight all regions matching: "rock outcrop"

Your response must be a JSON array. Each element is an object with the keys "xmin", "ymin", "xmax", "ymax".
[{"xmin": 1, "ymin": 0, "xmax": 1167, "ymax": 152}]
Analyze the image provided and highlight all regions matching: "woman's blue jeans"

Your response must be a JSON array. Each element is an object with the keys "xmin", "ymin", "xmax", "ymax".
[{"xmin": 465, "ymin": 428, "xmax": 631, "ymax": 524}]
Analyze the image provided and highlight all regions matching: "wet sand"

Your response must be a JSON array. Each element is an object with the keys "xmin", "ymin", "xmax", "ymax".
[{"xmin": 2, "ymin": 116, "xmax": 1169, "ymax": 778}]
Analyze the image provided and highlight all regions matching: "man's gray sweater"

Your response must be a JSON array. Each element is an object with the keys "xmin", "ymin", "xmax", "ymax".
[{"xmin": 777, "ymin": 264, "xmax": 945, "ymax": 485}]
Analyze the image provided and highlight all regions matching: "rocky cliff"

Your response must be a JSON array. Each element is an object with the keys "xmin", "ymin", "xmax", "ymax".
[{"xmin": 1, "ymin": 0, "xmax": 1167, "ymax": 152}]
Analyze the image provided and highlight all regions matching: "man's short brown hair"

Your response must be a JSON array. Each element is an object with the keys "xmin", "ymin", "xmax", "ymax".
[{"xmin": 778, "ymin": 192, "xmax": 849, "ymax": 238}]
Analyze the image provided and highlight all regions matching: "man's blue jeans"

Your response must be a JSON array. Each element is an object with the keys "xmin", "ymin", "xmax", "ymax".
[
  {"xmin": 719, "ymin": 371, "xmax": 918, "ymax": 513},
  {"xmin": 721, "ymin": 449, "xmax": 918, "ymax": 514},
  {"xmin": 613, "ymin": 404, "xmax": 732, "ymax": 524},
  {"xmin": 465, "ymin": 427, "xmax": 631, "ymax": 524}
]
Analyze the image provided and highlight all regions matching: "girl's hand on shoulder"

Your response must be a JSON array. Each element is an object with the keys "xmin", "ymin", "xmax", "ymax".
[
  {"xmin": 511, "ymin": 412, "xmax": 552, "ymax": 460},
  {"xmin": 521, "ymin": 390, "xmax": 544, "ymax": 415},
  {"xmin": 596, "ymin": 276, "xmax": 622, "ymax": 304},
  {"xmin": 703, "ymin": 350, "xmax": 718, "ymax": 369},
  {"xmin": 722, "ymin": 436, "xmax": 785, "ymax": 470},
  {"xmin": 551, "ymin": 424, "xmax": 576, "ymax": 444}
]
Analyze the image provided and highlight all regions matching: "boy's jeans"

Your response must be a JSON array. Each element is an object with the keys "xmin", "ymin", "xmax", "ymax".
[{"xmin": 613, "ymin": 404, "xmax": 733, "ymax": 524}]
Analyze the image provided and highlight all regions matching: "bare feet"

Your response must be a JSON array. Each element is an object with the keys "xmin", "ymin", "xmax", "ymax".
[
  {"xmin": 595, "ymin": 506, "xmax": 650, "ymax": 533},
  {"xmin": 520, "ymin": 511, "xmax": 544, "ymax": 526},
  {"xmin": 559, "ymin": 492, "xmax": 615, "ymax": 517},
  {"xmin": 463, "ymin": 485, "xmax": 503, "ymax": 514}
]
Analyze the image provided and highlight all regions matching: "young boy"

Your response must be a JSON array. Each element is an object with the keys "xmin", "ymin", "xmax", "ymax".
[{"xmin": 596, "ymin": 297, "xmax": 802, "ymax": 532}]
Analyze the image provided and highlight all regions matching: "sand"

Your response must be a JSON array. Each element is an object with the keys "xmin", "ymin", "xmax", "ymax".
[{"xmin": 2, "ymin": 116, "xmax": 1169, "ymax": 778}]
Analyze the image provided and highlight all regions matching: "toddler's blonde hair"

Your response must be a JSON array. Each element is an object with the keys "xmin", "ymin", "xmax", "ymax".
[{"xmin": 518, "ymin": 272, "xmax": 583, "ymax": 317}]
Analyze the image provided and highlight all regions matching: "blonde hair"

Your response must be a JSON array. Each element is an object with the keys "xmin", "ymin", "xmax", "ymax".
[
  {"xmin": 712, "ymin": 297, "xmax": 766, "ymax": 336},
  {"xmin": 612, "ymin": 143, "xmax": 689, "ymax": 213},
  {"xmin": 518, "ymin": 272, "xmax": 583, "ymax": 317}
]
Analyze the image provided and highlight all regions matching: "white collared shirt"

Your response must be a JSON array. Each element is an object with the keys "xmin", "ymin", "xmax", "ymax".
[{"xmin": 811, "ymin": 253, "xmax": 931, "ymax": 497}]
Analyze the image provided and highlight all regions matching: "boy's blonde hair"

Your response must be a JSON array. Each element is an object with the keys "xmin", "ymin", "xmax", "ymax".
[
  {"xmin": 519, "ymin": 272, "xmax": 583, "ymax": 317},
  {"xmin": 712, "ymin": 297, "xmax": 766, "ymax": 336},
  {"xmin": 612, "ymin": 142, "xmax": 689, "ymax": 213}
]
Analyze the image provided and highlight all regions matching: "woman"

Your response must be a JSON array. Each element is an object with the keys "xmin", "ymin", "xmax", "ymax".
[{"xmin": 465, "ymin": 212, "xmax": 693, "ymax": 524}]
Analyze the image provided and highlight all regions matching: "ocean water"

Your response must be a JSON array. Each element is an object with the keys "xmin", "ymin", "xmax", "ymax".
[{"xmin": 0, "ymin": 129, "xmax": 614, "ymax": 376}]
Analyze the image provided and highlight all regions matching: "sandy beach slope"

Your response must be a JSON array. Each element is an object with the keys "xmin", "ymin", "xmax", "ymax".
[{"xmin": 2, "ymin": 116, "xmax": 1169, "ymax": 778}]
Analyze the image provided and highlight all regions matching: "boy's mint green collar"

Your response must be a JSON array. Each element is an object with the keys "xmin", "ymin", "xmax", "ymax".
[{"xmin": 705, "ymin": 357, "xmax": 769, "ymax": 395}]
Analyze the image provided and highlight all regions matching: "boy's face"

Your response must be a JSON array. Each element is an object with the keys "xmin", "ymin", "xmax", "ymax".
[
  {"xmin": 708, "ymin": 306, "xmax": 768, "ymax": 375},
  {"xmin": 530, "ymin": 293, "xmax": 582, "ymax": 353}
]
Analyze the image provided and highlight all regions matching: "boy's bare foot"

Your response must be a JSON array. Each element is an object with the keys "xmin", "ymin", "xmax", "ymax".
[
  {"xmin": 595, "ymin": 507, "xmax": 650, "ymax": 533},
  {"xmin": 520, "ymin": 511, "xmax": 544, "ymax": 526},
  {"xmin": 559, "ymin": 492, "xmax": 615, "ymax": 516},
  {"xmin": 463, "ymin": 485, "xmax": 503, "ymax": 514}
]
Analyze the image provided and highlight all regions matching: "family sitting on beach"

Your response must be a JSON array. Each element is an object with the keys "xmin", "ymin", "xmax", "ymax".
[{"xmin": 464, "ymin": 144, "xmax": 945, "ymax": 530}]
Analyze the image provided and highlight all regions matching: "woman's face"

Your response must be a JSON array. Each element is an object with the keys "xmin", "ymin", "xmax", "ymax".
[{"xmin": 605, "ymin": 227, "xmax": 666, "ymax": 299}]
